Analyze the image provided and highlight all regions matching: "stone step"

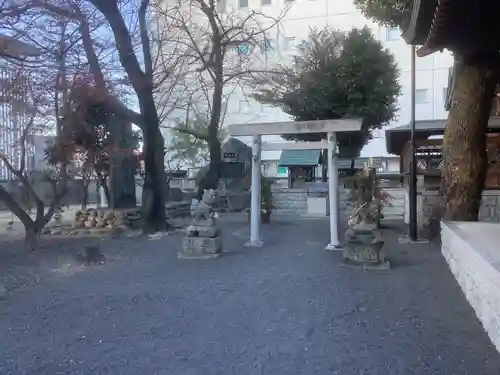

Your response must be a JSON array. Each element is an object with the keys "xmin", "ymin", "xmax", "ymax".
[
  {"xmin": 274, "ymin": 208, "xmax": 307, "ymax": 215},
  {"xmin": 273, "ymin": 197, "xmax": 308, "ymax": 203},
  {"xmin": 274, "ymin": 204, "xmax": 307, "ymax": 210}
]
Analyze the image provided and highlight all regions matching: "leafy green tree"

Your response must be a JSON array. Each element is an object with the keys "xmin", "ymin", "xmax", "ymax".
[
  {"xmin": 256, "ymin": 26, "xmax": 401, "ymax": 157},
  {"xmin": 354, "ymin": 0, "xmax": 412, "ymax": 28},
  {"xmin": 167, "ymin": 131, "xmax": 209, "ymax": 169},
  {"xmin": 166, "ymin": 118, "xmax": 227, "ymax": 168}
]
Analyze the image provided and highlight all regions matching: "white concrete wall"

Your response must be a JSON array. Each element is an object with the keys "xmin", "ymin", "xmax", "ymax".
[
  {"xmin": 386, "ymin": 158, "xmax": 400, "ymax": 172},
  {"xmin": 441, "ymin": 222, "xmax": 500, "ymax": 354},
  {"xmin": 382, "ymin": 187, "xmax": 405, "ymax": 219},
  {"xmin": 32, "ymin": 135, "xmax": 55, "ymax": 171}
]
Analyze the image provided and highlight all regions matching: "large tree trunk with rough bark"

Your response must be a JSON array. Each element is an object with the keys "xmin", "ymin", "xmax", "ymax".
[
  {"xmin": 140, "ymin": 96, "xmax": 167, "ymax": 232},
  {"xmin": 197, "ymin": 138, "xmax": 221, "ymax": 200},
  {"xmin": 196, "ymin": 49, "xmax": 224, "ymax": 200},
  {"xmin": 97, "ymin": 174, "xmax": 110, "ymax": 205},
  {"xmin": 81, "ymin": 179, "xmax": 90, "ymax": 210},
  {"xmin": 441, "ymin": 59, "xmax": 499, "ymax": 221},
  {"xmin": 24, "ymin": 222, "xmax": 42, "ymax": 251}
]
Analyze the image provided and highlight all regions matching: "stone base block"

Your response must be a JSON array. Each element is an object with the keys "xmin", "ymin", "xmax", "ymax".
[
  {"xmin": 343, "ymin": 242, "xmax": 385, "ymax": 264},
  {"xmin": 341, "ymin": 258, "xmax": 391, "ymax": 270},
  {"xmin": 341, "ymin": 240, "xmax": 390, "ymax": 270},
  {"xmin": 179, "ymin": 236, "xmax": 222, "ymax": 259}
]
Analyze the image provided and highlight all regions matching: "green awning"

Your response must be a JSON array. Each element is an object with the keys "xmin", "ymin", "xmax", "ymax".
[{"xmin": 278, "ymin": 149, "xmax": 321, "ymax": 167}]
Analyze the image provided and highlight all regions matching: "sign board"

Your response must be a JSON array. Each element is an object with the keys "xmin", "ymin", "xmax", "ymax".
[
  {"xmin": 277, "ymin": 166, "xmax": 287, "ymax": 174},
  {"xmin": 262, "ymin": 141, "xmax": 329, "ymax": 151},
  {"xmin": 220, "ymin": 162, "xmax": 244, "ymax": 178},
  {"xmin": 227, "ymin": 119, "xmax": 362, "ymax": 136}
]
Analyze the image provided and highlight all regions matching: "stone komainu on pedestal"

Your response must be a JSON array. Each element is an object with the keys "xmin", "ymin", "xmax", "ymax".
[
  {"xmin": 342, "ymin": 220, "xmax": 390, "ymax": 270},
  {"xmin": 179, "ymin": 189, "xmax": 222, "ymax": 259},
  {"xmin": 342, "ymin": 168, "xmax": 390, "ymax": 270}
]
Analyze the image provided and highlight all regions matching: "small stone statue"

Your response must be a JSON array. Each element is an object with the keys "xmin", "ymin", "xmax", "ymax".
[
  {"xmin": 191, "ymin": 189, "xmax": 219, "ymax": 224},
  {"xmin": 180, "ymin": 189, "xmax": 222, "ymax": 259},
  {"xmin": 342, "ymin": 168, "xmax": 390, "ymax": 270}
]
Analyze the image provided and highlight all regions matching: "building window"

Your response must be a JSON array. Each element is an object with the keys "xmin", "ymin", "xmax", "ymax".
[
  {"xmin": 262, "ymin": 0, "xmax": 271, "ymax": 5},
  {"xmin": 239, "ymin": 0, "xmax": 248, "ymax": 8},
  {"xmin": 216, "ymin": 0, "xmax": 226, "ymax": 12},
  {"xmin": 442, "ymin": 86, "xmax": 448, "ymax": 103},
  {"xmin": 237, "ymin": 43, "xmax": 250, "ymax": 55},
  {"xmin": 238, "ymin": 100, "xmax": 251, "ymax": 113},
  {"xmin": 386, "ymin": 27, "xmax": 400, "ymax": 41},
  {"xmin": 415, "ymin": 89, "xmax": 428, "ymax": 103},
  {"xmin": 283, "ymin": 37, "xmax": 296, "ymax": 52},
  {"xmin": 261, "ymin": 162, "xmax": 268, "ymax": 175},
  {"xmin": 261, "ymin": 103, "xmax": 273, "ymax": 113},
  {"xmin": 261, "ymin": 37, "xmax": 273, "ymax": 52}
]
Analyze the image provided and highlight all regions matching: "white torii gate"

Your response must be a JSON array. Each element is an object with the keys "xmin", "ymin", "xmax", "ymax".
[{"xmin": 226, "ymin": 119, "xmax": 362, "ymax": 250}]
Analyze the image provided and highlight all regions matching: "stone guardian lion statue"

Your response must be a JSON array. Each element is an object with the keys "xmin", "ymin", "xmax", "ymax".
[{"xmin": 190, "ymin": 189, "xmax": 219, "ymax": 224}]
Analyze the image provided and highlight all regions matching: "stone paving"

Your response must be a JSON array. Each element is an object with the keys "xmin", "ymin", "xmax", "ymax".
[{"xmin": 0, "ymin": 214, "xmax": 499, "ymax": 374}]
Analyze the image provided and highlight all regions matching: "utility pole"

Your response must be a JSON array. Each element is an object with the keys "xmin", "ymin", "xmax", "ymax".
[
  {"xmin": 56, "ymin": 21, "xmax": 68, "ymax": 136},
  {"xmin": 409, "ymin": 44, "xmax": 418, "ymax": 241},
  {"xmin": 55, "ymin": 21, "xmax": 68, "ymax": 215}
]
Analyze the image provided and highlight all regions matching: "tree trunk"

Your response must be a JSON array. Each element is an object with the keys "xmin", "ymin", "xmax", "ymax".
[
  {"xmin": 196, "ymin": 138, "xmax": 221, "ymax": 200},
  {"xmin": 26, "ymin": 204, "xmax": 44, "ymax": 251},
  {"xmin": 441, "ymin": 59, "xmax": 499, "ymax": 221},
  {"xmin": 24, "ymin": 223, "xmax": 41, "ymax": 251},
  {"xmin": 103, "ymin": 183, "xmax": 110, "ymax": 205},
  {"xmin": 140, "ymin": 96, "xmax": 167, "ymax": 232},
  {"xmin": 81, "ymin": 180, "xmax": 89, "ymax": 210},
  {"xmin": 196, "ymin": 40, "xmax": 224, "ymax": 200},
  {"xmin": 98, "ymin": 176, "xmax": 111, "ymax": 205}
]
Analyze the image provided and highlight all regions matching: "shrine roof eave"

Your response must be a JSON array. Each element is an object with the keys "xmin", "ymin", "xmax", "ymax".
[
  {"xmin": 416, "ymin": 0, "xmax": 500, "ymax": 57},
  {"xmin": 401, "ymin": 0, "xmax": 438, "ymax": 46},
  {"xmin": 386, "ymin": 118, "xmax": 500, "ymax": 155},
  {"xmin": 386, "ymin": 119, "xmax": 446, "ymax": 156}
]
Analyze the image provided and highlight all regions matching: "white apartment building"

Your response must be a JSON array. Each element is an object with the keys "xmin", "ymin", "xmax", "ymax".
[
  {"xmin": 0, "ymin": 65, "xmax": 35, "ymax": 180},
  {"xmin": 159, "ymin": 0, "xmax": 453, "ymax": 170}
]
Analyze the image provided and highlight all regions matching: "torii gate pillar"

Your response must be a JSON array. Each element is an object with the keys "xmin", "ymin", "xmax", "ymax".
[
  {"xmin": 227, "ymin": 119, "xmax": 362, "ymax": 248},
  {"xmin": 248, "ymin": 135, "xmax": 263, "ymax": 247},
  {"xmin": 325, "ymin": 131, "xmax": 340, "ymax": 250}
]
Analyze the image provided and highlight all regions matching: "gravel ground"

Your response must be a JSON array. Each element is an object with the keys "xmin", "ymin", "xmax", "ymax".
[{"xmin": 0, "ymin": 214, "xmax": 499, "ymax": 375}]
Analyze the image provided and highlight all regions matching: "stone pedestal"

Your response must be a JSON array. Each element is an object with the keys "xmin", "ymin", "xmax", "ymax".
[
  {"xmin": 179, "ymin": 221, "xmax": 222, "ymax": 259},
  {"xmin": 342, "ymin": 228, "xmax": 390, "ymax": 270}
]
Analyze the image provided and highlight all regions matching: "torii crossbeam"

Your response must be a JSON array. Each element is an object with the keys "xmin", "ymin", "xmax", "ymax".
[{"xmin": 227, "ymin": 118, "xmax": 362, "ymax": 250}]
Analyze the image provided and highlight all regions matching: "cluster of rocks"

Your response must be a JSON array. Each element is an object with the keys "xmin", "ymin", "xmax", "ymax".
[{"xmin": 73, "ymin": 208, "xmax": 141, "ymax": 230}]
